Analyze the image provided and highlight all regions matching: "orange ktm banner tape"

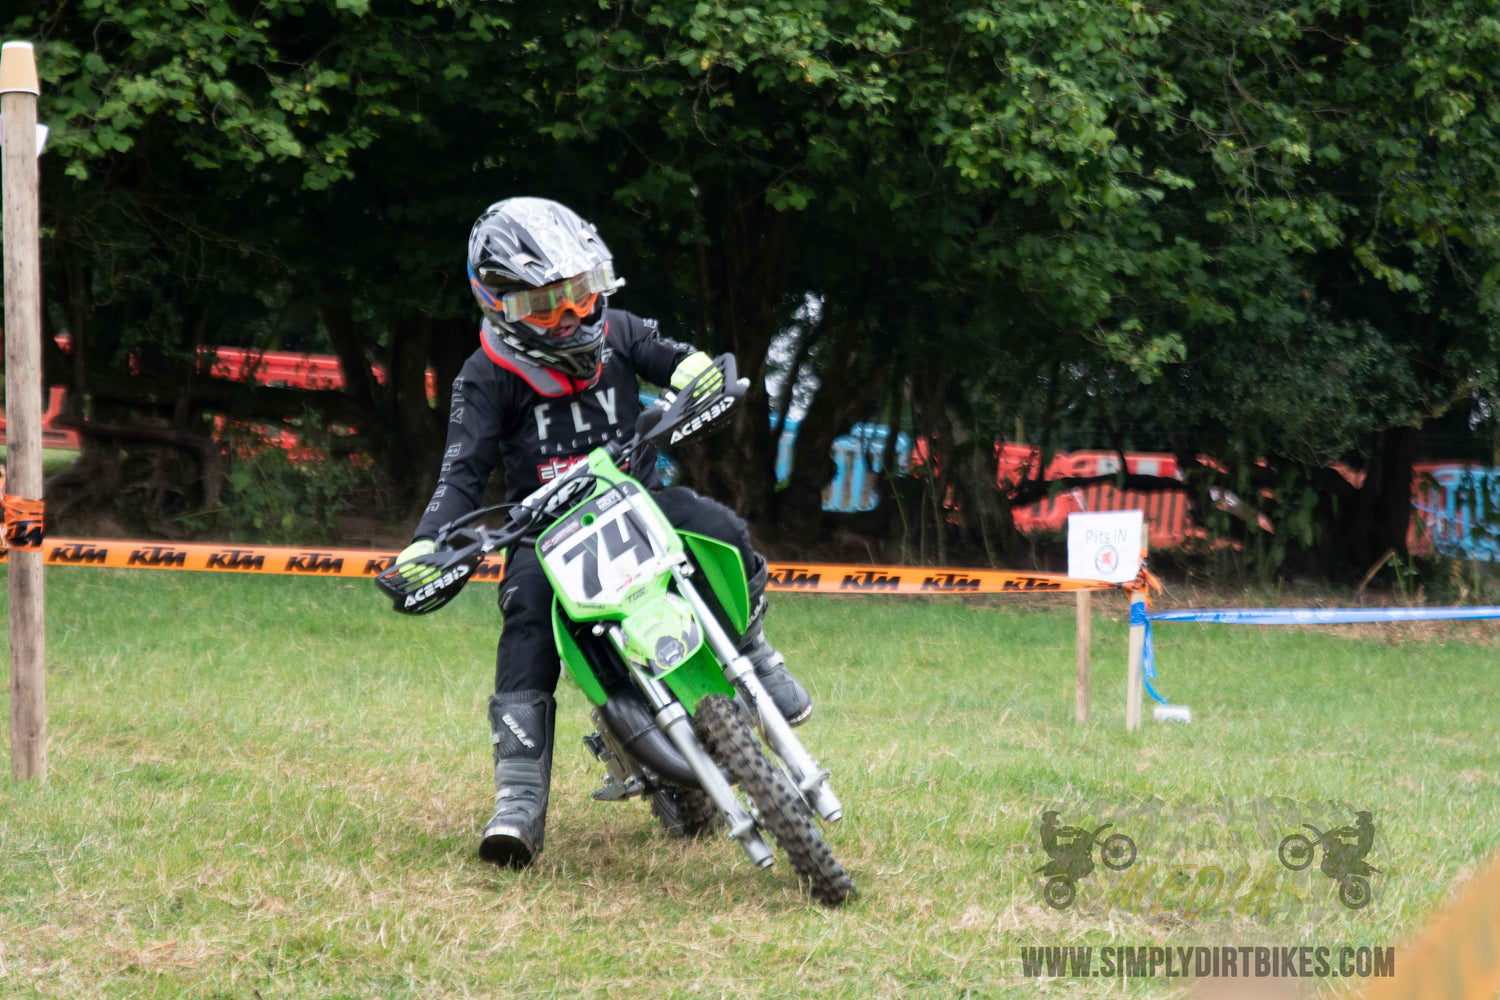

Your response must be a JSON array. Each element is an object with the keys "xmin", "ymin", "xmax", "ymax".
[
  {"xmin": 1353, "ymin": 849, "xmax": 1500, "ymax": 1000},
  {"xmin": 761, "ymin": 562, "xmax": 1119, "ymax": 595},
  {"xmin": 2, "ymin": 495, "xmax": 45, "ymax": 549},
  {"xmin": 0, "ymin": 538, "xmax": 424, "ymax": 579},
  {"xmin": 0, "ymin": 538, "xmax": 1124, "ymax": 594}
]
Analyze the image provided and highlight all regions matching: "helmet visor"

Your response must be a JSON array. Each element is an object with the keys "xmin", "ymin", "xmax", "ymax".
[{"xmin": 472, "ymin": 263, "xmax": 622, "ymax": 327}]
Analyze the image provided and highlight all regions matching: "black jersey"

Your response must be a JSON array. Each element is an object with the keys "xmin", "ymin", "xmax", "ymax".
[{"xmin": 413, "ymin": 309, "xmax": 693, "ymax": 539}]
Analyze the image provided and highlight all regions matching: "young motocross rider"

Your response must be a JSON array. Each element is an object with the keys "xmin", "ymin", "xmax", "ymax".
[{"xmin": 395, "ymin": 197, "xmax": 812, "ymax": 869}]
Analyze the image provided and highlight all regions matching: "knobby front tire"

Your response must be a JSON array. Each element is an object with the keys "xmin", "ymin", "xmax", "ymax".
[
  {"xmin": 651, "ymin": 787, "xmax": 720, "ymax": 839},
  {"xmin": 694, "ymin": 694, "xmax": 856, "ymax": 906}
]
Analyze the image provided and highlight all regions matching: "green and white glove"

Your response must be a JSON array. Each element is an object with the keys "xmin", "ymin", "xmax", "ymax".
[
  {"xmin": 670, "ymin": 351, "xmax": 724, "ymax": 399},
  {"xmin": 395, "ymin": 538, "xmax": 440, "ymax": 587}
]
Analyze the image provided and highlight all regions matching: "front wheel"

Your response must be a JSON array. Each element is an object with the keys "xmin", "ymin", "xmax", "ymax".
[
  {"xmin": 1100, "ymin": 833, "xmax": 1136, "ymax": 871},
  {"xmin": 1279, "ymin": 834, "xmax": 1315, "ymax": 871},
  {"xmin": 651, "ymin": 787, "xmax": 720, "ymax": 839},
  {"xmin": 1338, "ymin": 875, "xmax": 1371, "ymax": 910},
  {"xmin": 694, "ymin": 694, "xmax": 856, "ymax": 906},
  {"xmin": 1043, "ymin": 876, "xmax": 1076, "ymax": 910}
]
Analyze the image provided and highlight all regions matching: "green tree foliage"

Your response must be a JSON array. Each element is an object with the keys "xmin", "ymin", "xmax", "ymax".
[{"xmin": 1137, "ymin": 0, "xmax": 1500, "ymax": 575}]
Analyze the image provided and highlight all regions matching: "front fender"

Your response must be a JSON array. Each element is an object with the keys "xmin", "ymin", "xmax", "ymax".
[{"xmin": 620, "ymin": 594, "xmax": 733, "ymax": 714}]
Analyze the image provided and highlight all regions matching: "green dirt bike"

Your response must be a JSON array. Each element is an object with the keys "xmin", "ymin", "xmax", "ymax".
[{"xmin": 375, "ymin": 355, "xmax": 854, "ymax": 905}]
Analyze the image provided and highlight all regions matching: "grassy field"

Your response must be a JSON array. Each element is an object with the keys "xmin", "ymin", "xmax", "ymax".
[
  {"xmin": 0, "ymin": 446, "xmax": 80, "ymax": 479},
  {"xmin": 1, "ymin": 568, "xmax": 1497, "ymax": 998}
]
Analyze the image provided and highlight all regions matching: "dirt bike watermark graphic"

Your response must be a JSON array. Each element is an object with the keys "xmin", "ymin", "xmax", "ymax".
[
  {"xmin": 1037, "ymin": 811, "xmax": 1137, "ymax": 909},
  {"xmin": 1278, "ymin": 810, "xmax": 1379, "ymax": 910}
]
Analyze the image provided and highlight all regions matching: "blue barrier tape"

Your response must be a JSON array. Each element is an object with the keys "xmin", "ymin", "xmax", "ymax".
[
  {"xmin": 1128, "ymin": 598, "xmax": 1174, "ymax": 705},
  {"xmin": 1149, "ymin": 606, "xmax": 1500, "ymax": 625},
  {"xmin": 1139, "ymin": 603, "xmax": 1500, "ymax": 710},
  {"xmin": 1141, "ymin": 618, "xmax": 1170, "ymax": 706}
]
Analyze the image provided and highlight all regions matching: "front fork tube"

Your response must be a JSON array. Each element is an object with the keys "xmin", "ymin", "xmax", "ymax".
[
  {"xmin": 670, "ymin": 568, "xmax": 843, "ymax": 825},
  {"xmin": 605, "ymin": 626, "xmax": 775, "ymax": 870}
]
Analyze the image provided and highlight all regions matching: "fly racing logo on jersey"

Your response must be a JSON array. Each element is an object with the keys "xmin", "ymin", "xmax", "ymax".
[
  {"xmin": 538, "ymin": 455, "xmax": 587, "ymax": 482},
  {"xmin": 501, "ymin": 712, "xmax": 536, "ymax": 749},
  {"xmin": 449, "ymin": 377, "xmax": 466, "ymax": 424},
  {"xmin": 532, "ymin": 387, "xmax": 620, "ymax": 442}
]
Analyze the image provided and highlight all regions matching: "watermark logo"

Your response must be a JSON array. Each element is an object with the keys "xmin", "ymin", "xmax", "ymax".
[
  {"xmin": 1019, "ymin": 944, "xmax": 1395, "ymax": 981},
  {"xmin": 1031, "ymin": 797, "xmax": 1385, "ymax": 921},
  {"xmin": 1036, "ymin": 811, "xmax": 1137, "ymax": 909},
  {"xmin": 1278, "ymin": 811, "xmax": 1379, "ymax": 910}
]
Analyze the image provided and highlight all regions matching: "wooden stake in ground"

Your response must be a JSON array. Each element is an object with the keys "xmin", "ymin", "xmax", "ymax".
[
  {"xmin": 3, "ymin": 39, "xmax": 47, "ymax": 781},
  {"xmin": 1074, "ymin": 590, "xmax": 1090, "ymax": 723},
  {"xmin": 1125, "ymin": 591, "xmax": 1145, "ymax": 732}
]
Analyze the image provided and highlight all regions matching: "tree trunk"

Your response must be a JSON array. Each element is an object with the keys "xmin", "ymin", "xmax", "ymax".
[
  {"xmin": 1353, "ymin": 425, "xmax": 1417, "ymax": 573},
  {"xmin": 390, "ymin": 315, "xmax": 443, "ymax": 502},
  {"xmin": 686, "ymin": 184, "xmax": 791, "ymax": 524}
]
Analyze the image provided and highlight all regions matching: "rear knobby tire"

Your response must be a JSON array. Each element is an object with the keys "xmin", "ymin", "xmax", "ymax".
[
  {"xmin": 651, "ymin": 787, "xmax": 720, "ymax": 839},
  {"xmin": 694, "ymin": 694, "xmax": 855, "ymax": 906}
]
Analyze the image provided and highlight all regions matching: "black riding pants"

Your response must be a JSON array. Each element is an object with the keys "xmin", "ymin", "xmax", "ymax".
[{"xmin": 493, "ymin": 486, "xmax": 760, "ymax": 694}]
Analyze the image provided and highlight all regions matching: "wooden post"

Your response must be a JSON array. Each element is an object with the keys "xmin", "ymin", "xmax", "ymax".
[
  {"xmin": 1125, "ymin": 591, "xmax": 1145, "ymax": 732},
  {"xmin": 3, "ymin": 40, "xmax": 46, "ymax": 781},
  {"xmin": 1074, "ymin": 590, "xmax": 1090, "ymax": 723}
]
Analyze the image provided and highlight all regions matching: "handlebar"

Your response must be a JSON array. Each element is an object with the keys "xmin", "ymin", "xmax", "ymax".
[{"xmin": 378, "ymin": 353, "xmax": 747, "ymax": 616}]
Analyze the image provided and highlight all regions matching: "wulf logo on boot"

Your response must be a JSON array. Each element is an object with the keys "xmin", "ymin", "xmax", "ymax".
[{"xmin": 502, "ymin": 713, "xmax": 536, "ymax": 748}]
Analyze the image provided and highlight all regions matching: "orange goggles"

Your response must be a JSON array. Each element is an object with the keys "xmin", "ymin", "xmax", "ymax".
[
  {"xmin": 516, "ymin": 291, "xmax": 600, "ymax": 329},
  {"xmin": 471, "ymin": 263, "xmax": 622, "ymax": 329}
]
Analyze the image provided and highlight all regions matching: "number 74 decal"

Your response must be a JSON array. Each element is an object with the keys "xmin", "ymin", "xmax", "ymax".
[{"xmin": 560, "ymin": 511, "xmax": 654, "ymax": 601}]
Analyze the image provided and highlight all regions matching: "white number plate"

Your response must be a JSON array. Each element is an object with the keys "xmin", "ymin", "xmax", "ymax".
[{"xmin": 542, "ymin": 498, "xmax": 662, "ymax": 605}]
